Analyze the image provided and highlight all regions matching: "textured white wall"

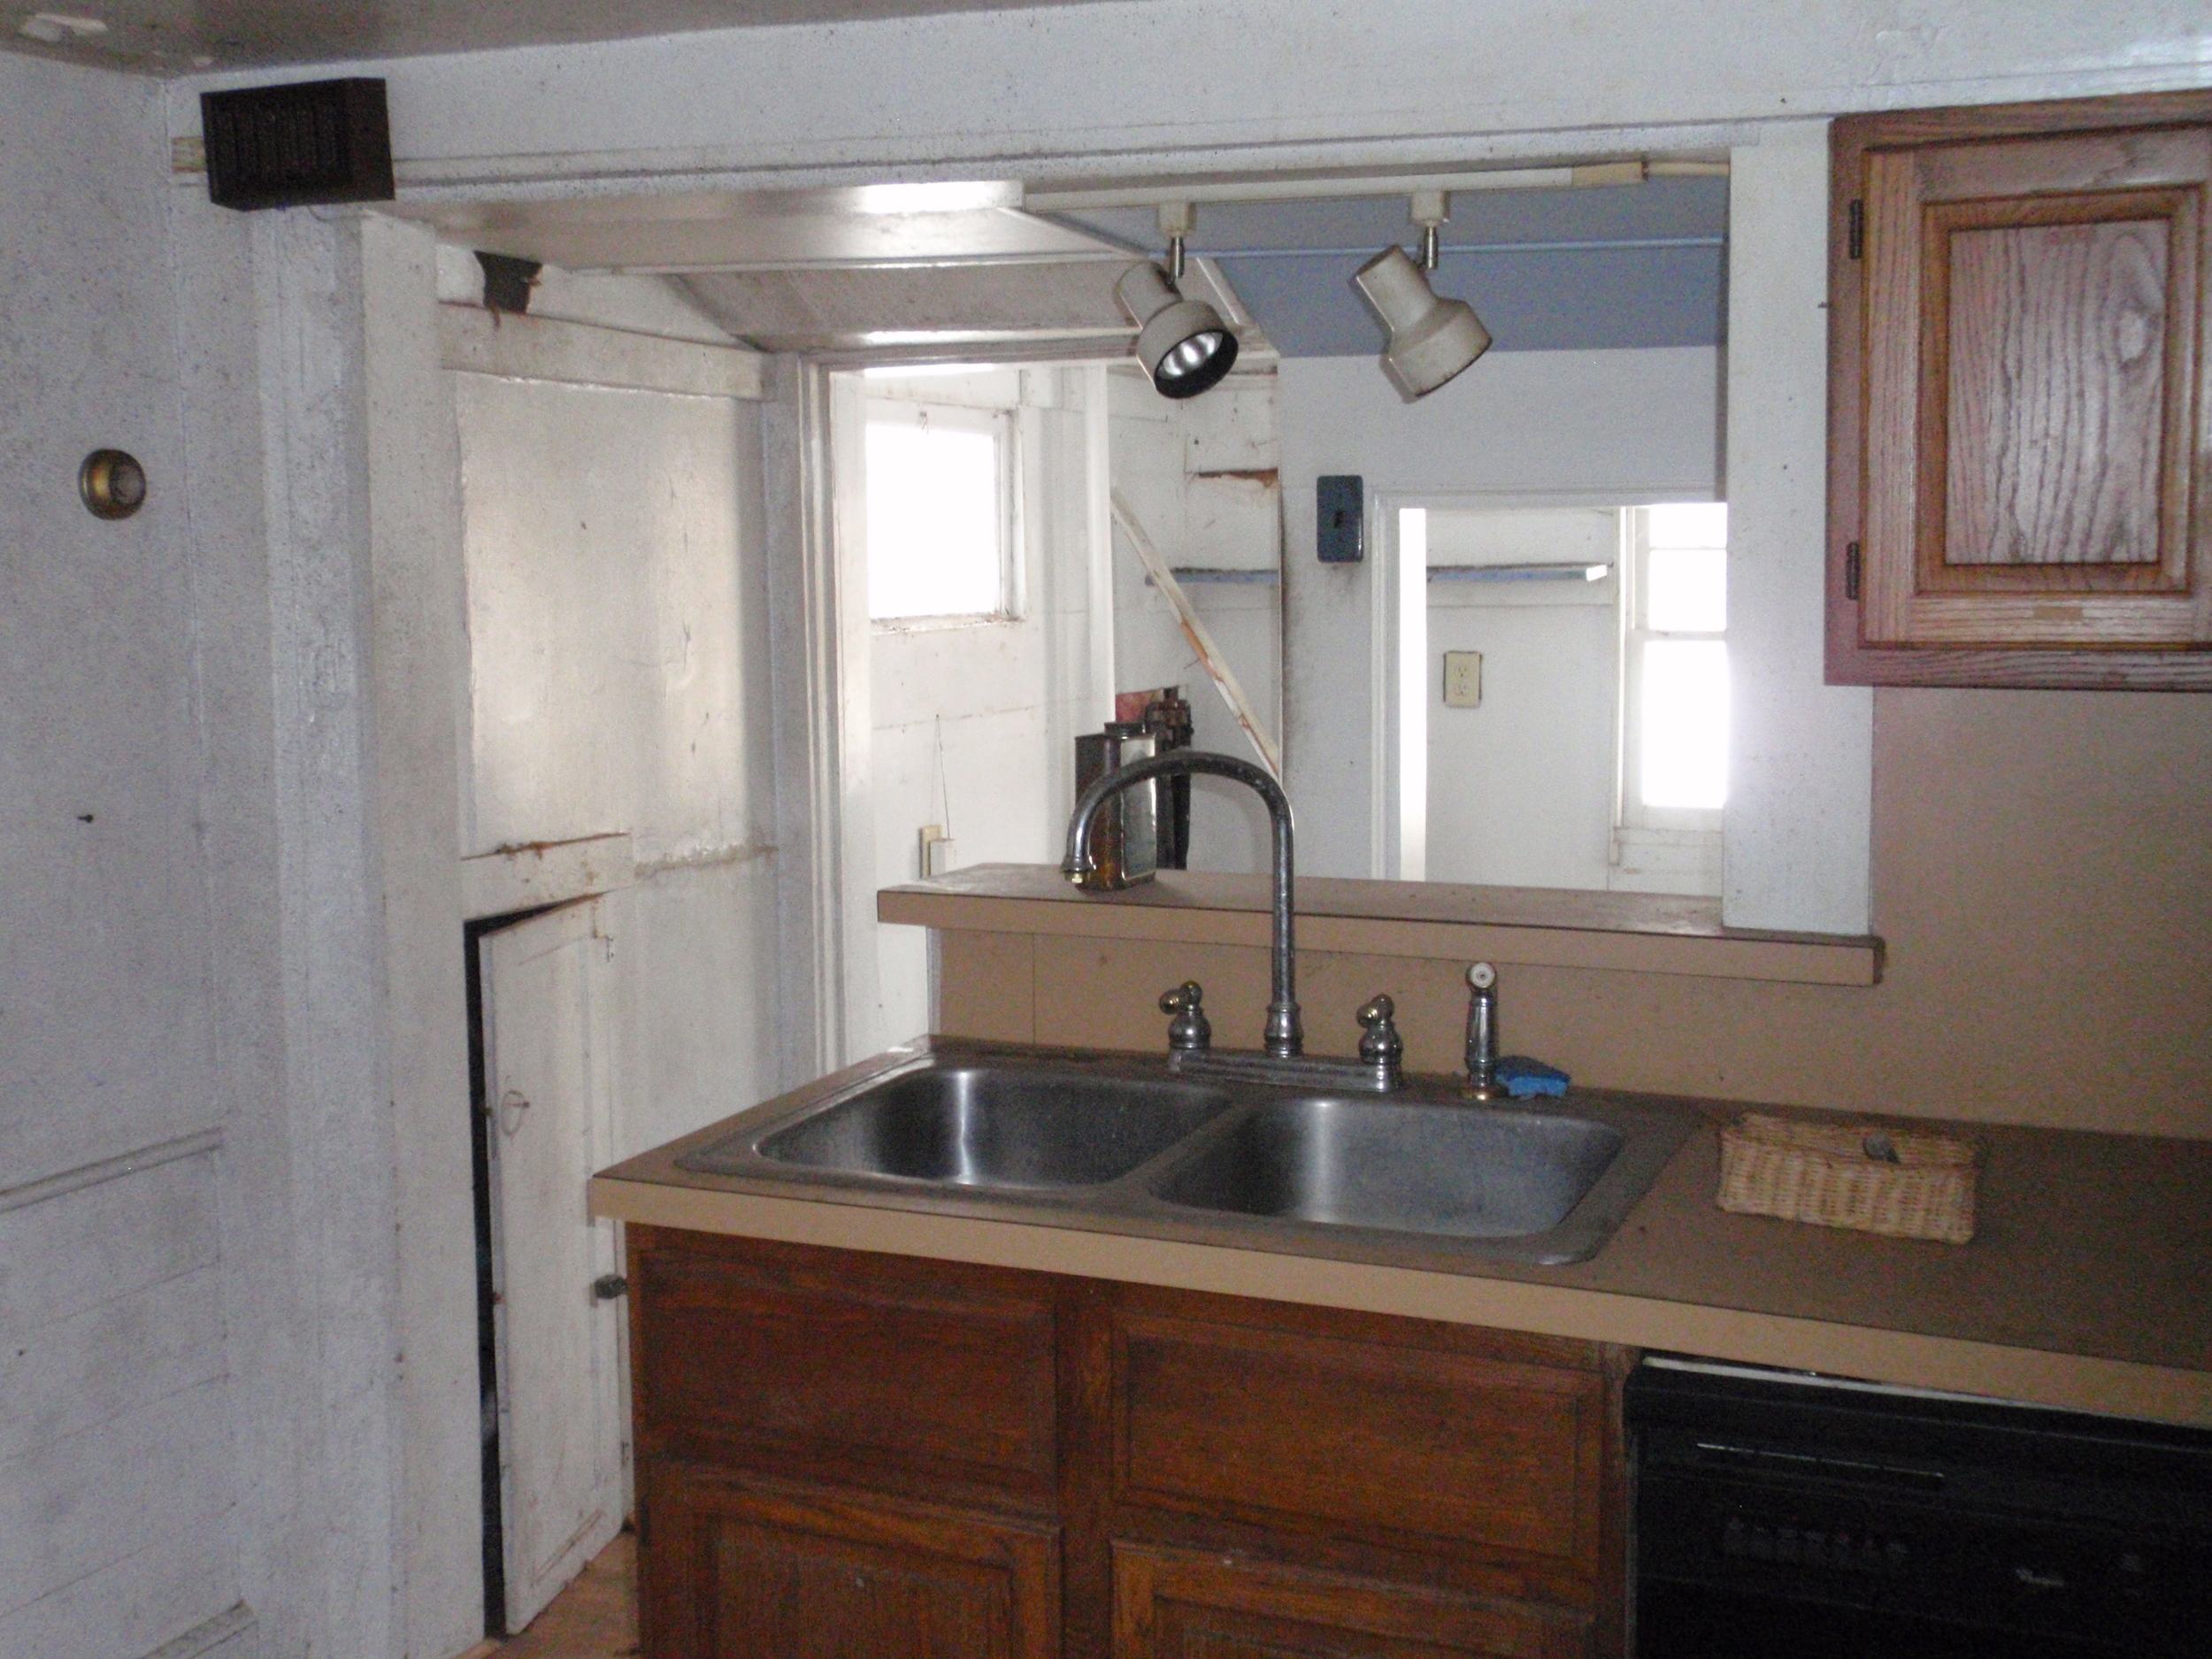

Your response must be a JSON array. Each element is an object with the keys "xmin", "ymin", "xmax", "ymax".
[
  {"xmin": 455, "ymin": 374, "xmax": 767, "ymax": 863},
  {"xmin": 0, "ymin": 51, "xmax": 248, "ymax": 1659},
  {"xmin": 365, "ymin": 216, "xmax": 482, "ymax": 1659},
  {"xmin": 1725, "ymin": 124, "xmax": 1876, "ymax": 935},
  {"xmin": 0, "ymin": 63, "xmax": 217, "ymax": 1191},
  {"xmin": 450, "ymin": 341, "xmax": 786, "ymax": 1149}
]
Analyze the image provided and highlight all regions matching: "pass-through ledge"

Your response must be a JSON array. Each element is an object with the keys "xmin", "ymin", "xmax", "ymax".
[{"xmin": 879, "ymin": 864, "xmax": 1883, "ymax": 987}]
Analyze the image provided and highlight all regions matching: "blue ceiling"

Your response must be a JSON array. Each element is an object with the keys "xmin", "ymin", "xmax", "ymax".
[{"xmin": 1050, "ymin": 176, "xmax": 1727, "ymax": 357}]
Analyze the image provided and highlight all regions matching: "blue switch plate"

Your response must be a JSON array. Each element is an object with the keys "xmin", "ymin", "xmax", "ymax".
[{"xmin": 1317, "ymin": 475, "xmax": 1363, "ymax": 563}]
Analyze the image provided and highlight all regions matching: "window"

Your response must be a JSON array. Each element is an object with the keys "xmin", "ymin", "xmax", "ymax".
[
  {"xmin": 1619, "ymin": 503, "xmax": 1728, "ymax": 830},
  {"xmin": 864, "ymin": 398, "xmax": 1014, "ymax": 624}
]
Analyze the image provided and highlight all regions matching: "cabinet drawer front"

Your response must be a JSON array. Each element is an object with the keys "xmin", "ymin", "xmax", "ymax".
[
  {"xmin": 634, "ymin": 1231, "xmax": 1058, "ymax": 1486},
  {"xmin": 1115, "ymin": 1311, "xmax": 1601, "ymax": 1567},
  {"xmin": 643, "ymin": 1463, "xmax": 1060, "ymax": 1659},
  {"xmin": 1111, "ymin": 1541, "xmax": 1589, "ymax": 1659}
]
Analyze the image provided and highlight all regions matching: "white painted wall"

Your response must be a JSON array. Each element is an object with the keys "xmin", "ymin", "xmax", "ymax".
[
  {"xmin": 1279, "ymin": 348, "xmax": 1721, "ymax": 879},
  {"xmin": 0, "ymin": 51, "xmax": 250, "ymax": 1659},
  {"xmin": 455, "ymin": 374, "xmax": 761, "ymax": 863},
  {"xmin": 1725, "ymin": 124, "xmax": 1875, "ymax": 935},
  {"xmin": 449, "ymin": 322, "xmax": 786, "ymax": 1156},
  {"xmin": 1424, "ymin": 511, "xmax": 1623, "ymax": 891}
]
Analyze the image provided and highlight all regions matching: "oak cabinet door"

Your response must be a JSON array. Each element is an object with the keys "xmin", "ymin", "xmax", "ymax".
[
  {"xmin": 1110, "ymin": 1544, "xmax": 1587, "ymax": 1659},
  {"xmin": 641, "ymin": 1463, "xmax": 1060, "ymax": 1659},
  {"xmin": 1112, "ymin": 1305, "xmax": 1607, "ymax": 1574},
  {"xmin": 1829, "ymin": 91, "xmax": 2212, "ymax": 687}
]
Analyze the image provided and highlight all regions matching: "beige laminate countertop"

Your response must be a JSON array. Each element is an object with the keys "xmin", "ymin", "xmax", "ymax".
[{"xmin": 591, "ymin": 1041, "xmax": 2212, "ymax": 1428}]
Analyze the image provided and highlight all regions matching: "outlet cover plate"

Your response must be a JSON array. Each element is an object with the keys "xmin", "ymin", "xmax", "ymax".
[{"xmin": 1443, "ymin": 650, "xmax": 1483, "ymax": 708}]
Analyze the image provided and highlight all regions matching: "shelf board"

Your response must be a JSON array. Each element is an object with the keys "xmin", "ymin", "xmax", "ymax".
[{"xmin": 879, "ymin": 864, "xmax": 1882, "ymax": 987}]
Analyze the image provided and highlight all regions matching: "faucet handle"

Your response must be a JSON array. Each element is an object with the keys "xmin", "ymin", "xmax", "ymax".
[
  {"xmin": 1159, "ymin": 981, "xmax": 1211, "ymax": 1053},
  {"xmin": 1356, "ymin": 994, "xmax": 1404, "ymax": 1071}
]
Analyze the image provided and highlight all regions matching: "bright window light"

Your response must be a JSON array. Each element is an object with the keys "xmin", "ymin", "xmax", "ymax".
[
  {"xmin": 1624, "ymin": 503, "xmax": 1729, "ymax": 820},
  {"xmin": 1640, "ymin": 640, "xmax": 1729, "ymax": 809},
  {"xmin": 1647, "ymin": 546, "xmax": 1727, "ymax": 633},
  {"xmin": 865, "ymin": 414, "xmax": 1003, "ymax": 621},
  {"xmin": 1645, "ymin": 502, "xmax": 1728, "ymax": 549}
]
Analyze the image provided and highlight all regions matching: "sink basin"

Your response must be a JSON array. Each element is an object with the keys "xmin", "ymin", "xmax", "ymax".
[
  {"xmin": 696, "ymin": 1065, "xmax": 1232, "ymax": 1190},
  {"xmin": 1150, "ymin": 1095, "xmax": 1627, "ymax": 1240},
  {"xmin": 671, "ymin": 1048, "xmax": 1694, "ymax": 1266}
]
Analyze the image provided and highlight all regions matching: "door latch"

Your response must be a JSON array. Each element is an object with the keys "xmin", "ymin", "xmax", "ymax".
[{"xmin": 592, "ymin": 1274, "xmax": 628, "ymax": 1302}]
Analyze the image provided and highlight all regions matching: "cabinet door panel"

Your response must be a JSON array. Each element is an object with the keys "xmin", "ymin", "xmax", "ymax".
[
  {"xmin": 1933, "ymin": 203, "xmax": 2178, "ymax": 581},
  {"xmin": 1111, "ymin": 1543, "xmax": 1586, "ymax": 1659},
  {"xmin": 642, "ymin": 1463, "xmax": 1059, "ymax": 1659},
  {"xmin": 1113, "ymin": 1309, "xmax": 1602, "ymax": 1569},
  {"xmin": 632, "ymin": 1229, "xmax": 1058, "ymax": 1490}
]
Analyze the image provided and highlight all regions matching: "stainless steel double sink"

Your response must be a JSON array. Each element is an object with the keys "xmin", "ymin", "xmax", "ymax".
[{"xmin": 677, "ymin": 1049, "xmax": 1697, "ymax": 1266}]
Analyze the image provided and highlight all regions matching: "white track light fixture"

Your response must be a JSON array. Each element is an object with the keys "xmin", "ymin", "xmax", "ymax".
[
  {"xmin": 1116, "ymin": 200, "xmax": 1240, "ymax": 400},
  {"xmin": 1353, "ymin": 190, "xmax": 1492, "ymax": 401}
]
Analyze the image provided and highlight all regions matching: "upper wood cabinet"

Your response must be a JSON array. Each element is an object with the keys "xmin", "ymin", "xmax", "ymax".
[{"xmin": 1827, "ymin": 92, "xmax": 2212, "ymax": 688}]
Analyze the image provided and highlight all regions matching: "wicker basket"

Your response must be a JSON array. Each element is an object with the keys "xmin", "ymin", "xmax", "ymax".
[{"xmin": 1717, "ymin": 1113, "xmax": 1978, "ymax": 1244}]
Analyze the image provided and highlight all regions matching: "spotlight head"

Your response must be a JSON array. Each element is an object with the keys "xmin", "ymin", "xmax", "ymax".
[
  {"xmin": 1353, "ymin": 244, "xmax": 1492, "ymax": 401},
  {"xmin": 1117, "ymin": 261, "xmax": 1240, "ymax": 400}
]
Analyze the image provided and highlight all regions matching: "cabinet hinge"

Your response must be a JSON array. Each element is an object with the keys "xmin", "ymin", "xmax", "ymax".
[
  {"xmin": 1844, "ymin": 542, "xmax": 1862, "ymax": 601},
  {"xmin": 1847, "ymin": 200, "xmax": 1864, "ymax": 261}
]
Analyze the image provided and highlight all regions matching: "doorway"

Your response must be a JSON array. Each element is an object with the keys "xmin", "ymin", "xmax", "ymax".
[{"xmin": 1384, "ymin": 499, "xmax": 1730, "ymax": 896}]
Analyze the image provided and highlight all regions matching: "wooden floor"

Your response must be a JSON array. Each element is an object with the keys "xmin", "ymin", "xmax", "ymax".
[{"xmin": 467, "ymin": 1531, "xmax": 639, "ymax": 1659}]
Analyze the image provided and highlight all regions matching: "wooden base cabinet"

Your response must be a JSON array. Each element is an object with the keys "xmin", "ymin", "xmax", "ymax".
[{"xmin": 629, "ymin": 1228, "xmax": 1629, "ymax": 1659}]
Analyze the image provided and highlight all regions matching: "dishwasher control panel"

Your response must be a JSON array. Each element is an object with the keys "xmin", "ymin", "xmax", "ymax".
[{"xmin": 1628, "ymin": 1357, "xmax": 2212, "ymax": 1658}]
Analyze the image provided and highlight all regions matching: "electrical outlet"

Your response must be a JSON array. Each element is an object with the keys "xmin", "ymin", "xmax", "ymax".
[
  {"xmin": 1443, "ymin": 650, "xmax": 1483, "ymax": 708},
  {"xmin": 919, "ymin": 825, "xmax": 956, "ymax": 878}
]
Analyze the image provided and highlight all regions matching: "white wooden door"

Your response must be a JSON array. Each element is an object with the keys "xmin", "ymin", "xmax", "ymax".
[{"xmin": 481, "ymin": 898, "xmax": 627, "ymax": 1632}]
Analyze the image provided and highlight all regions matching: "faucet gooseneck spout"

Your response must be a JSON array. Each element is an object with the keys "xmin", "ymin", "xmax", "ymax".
[{"xmin": 1064, "ymin": 749, "xmax": 1302, "ymax": 1057}]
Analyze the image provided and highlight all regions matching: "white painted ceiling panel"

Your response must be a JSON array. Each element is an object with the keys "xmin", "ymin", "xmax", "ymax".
[
  {"xmin": 403, "ymin": 182, "xmax": 1122, "ymax": 274},
  {"xmin": 6, "ymin": 0, "xmax": 1130, "ymax": 75}
]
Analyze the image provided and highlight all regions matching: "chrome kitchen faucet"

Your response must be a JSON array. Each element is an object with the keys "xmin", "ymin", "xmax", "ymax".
[{"xmin": 1063, "ymin": 749, "xmax": 1403, "ymax": 1092}]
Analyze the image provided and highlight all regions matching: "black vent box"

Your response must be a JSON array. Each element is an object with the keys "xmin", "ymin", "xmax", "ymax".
[{"xmin": 202, "ymin": 78, "xmax": 395, "ymax": 211}]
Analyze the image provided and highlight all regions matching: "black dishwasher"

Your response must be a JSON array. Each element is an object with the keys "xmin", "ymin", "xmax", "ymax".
[{"xmin": 1626, "ymin": 1356, "xmax": 2212, "ymax": 1657}]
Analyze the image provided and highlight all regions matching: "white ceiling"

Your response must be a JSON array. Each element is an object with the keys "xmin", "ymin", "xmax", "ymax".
[
  {"xmin": 6, "ymin": 0, "xmax": 1123, "ymax": 74},
  {"xmin": 403, "ymin": 181, "xmax": 1125, "ymax": 275}
]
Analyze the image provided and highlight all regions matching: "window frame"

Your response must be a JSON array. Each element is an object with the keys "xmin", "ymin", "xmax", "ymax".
[{"xmin": 862, "ymin": 395, "xmax": 1020, "ymax": 629}]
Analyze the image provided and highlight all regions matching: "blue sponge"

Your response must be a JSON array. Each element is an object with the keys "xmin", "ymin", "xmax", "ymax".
[{"xmin": 1494, "ymin": 1056, "xmax": 1570, "ymax": 1099}]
